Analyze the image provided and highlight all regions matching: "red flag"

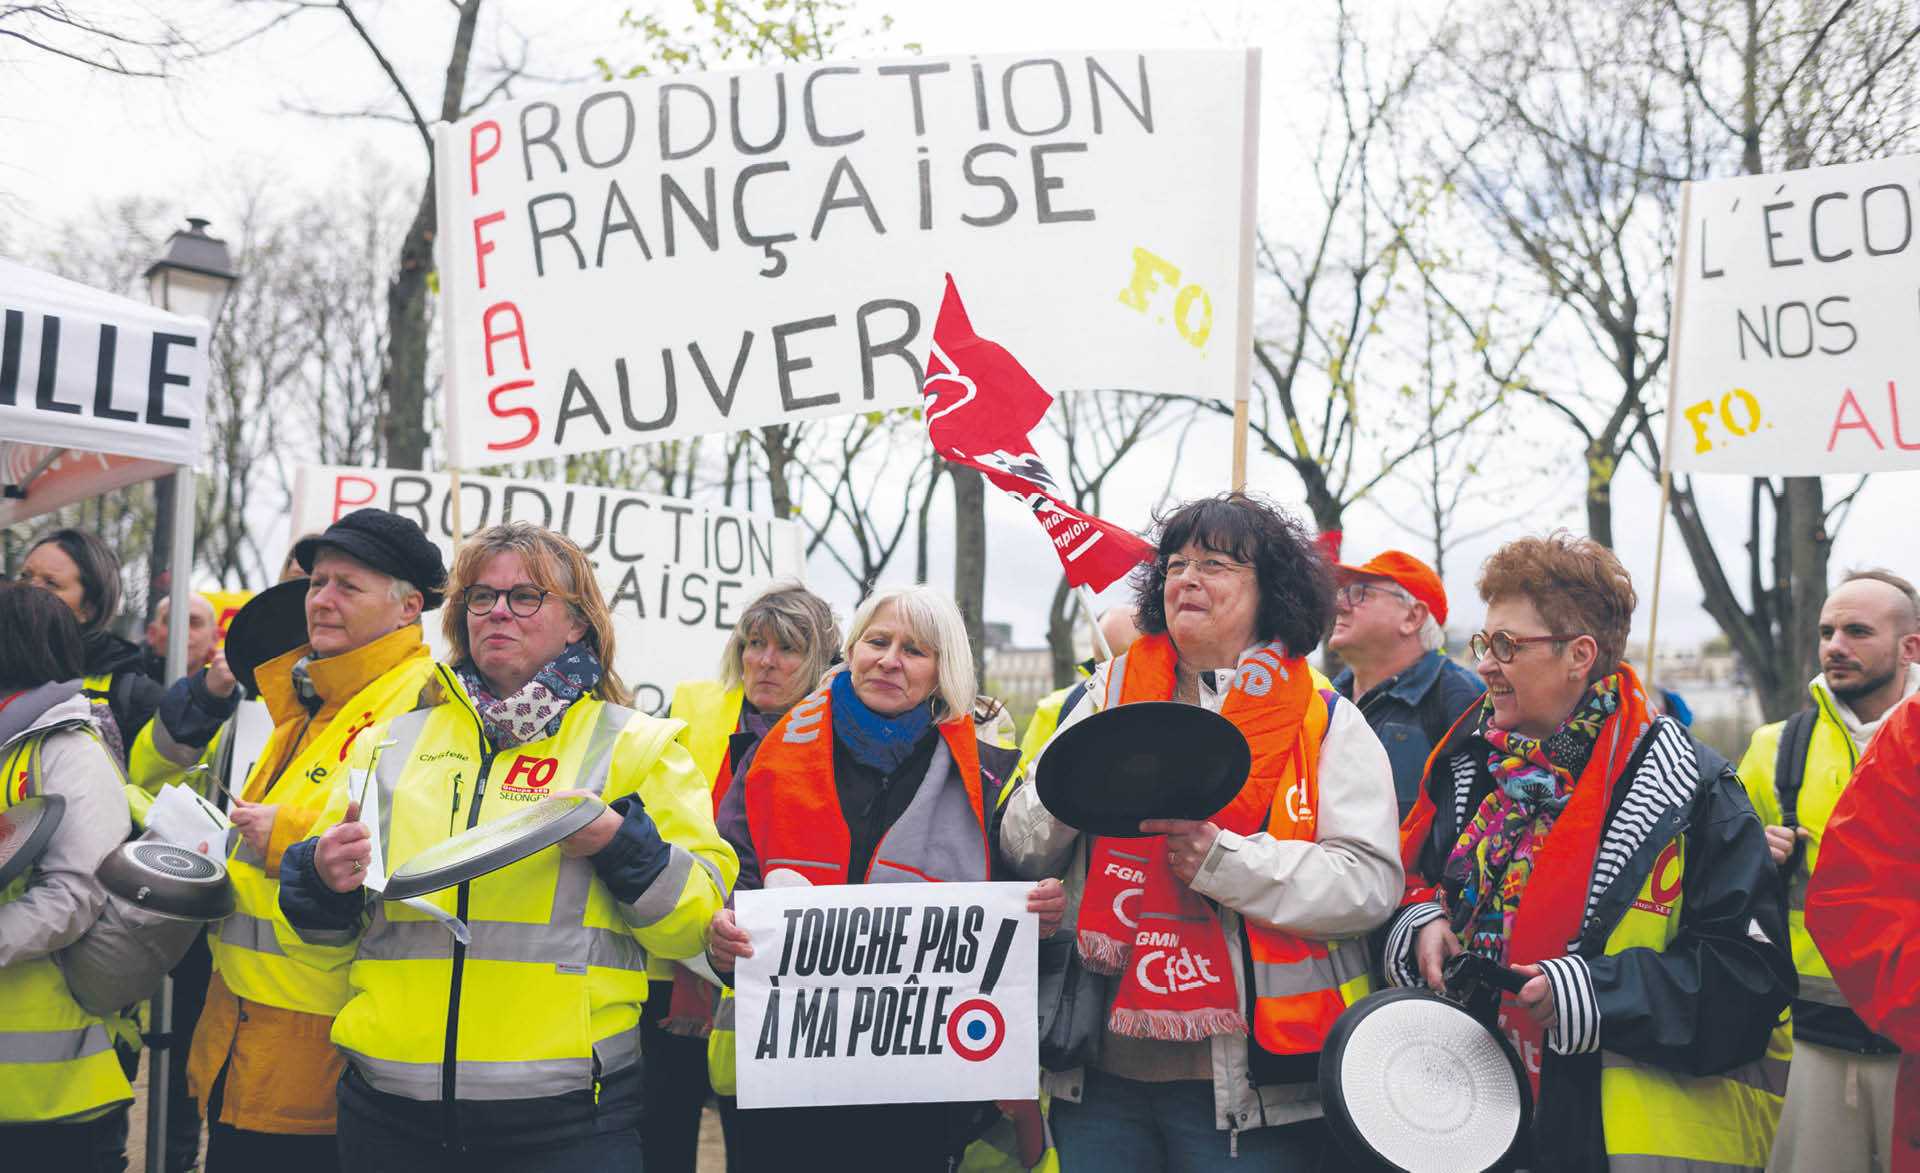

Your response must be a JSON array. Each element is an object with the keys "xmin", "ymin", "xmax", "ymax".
[{"xmin": 922, "ymin": 275, "xmax": 1156, "ymax": 592}]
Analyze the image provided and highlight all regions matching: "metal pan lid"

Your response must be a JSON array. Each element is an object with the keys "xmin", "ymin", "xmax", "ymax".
[
  {"xmin": 97, "ymin": 840, "xmax": 236, "ymax": 922},
  {"xmin": 384, "ymin": 793, "xmax": 607, "ymax": 902},
  {"xmin": 0, "ymin": 794, "xmax": 65, "ymax": 889},
  {"xmin": 1319, "ymin": 988, "xmax": 1531, "ymax": 1173},
  {"xmin": 1034, "ymin": 702, "xmax": 1251, "ymax": 838}
]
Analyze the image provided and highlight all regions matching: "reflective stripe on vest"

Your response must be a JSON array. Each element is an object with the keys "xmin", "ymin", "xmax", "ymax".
[
  {"xmin": 331, "ymin": 691, "xmax": 659, "ymax": 1102},
  {"xmin": 213, "ymin": 653, "xmax": 436, "ymax": 1015},
  {"xmin": 1106, "ymin": 642, "xmax": 1368, "ymax": 1056},
  {"xmin": 1597, "ymin": 832, "xmax": 1787, "ymax": 1169},
  {"xmin": 0, "ymin": 725, "xmax": 136, "ymax": 1123}
]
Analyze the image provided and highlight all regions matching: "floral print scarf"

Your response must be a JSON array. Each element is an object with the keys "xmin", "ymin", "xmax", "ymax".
[
  {"xmin": 455, "ymin": 642, "xmax": 603, "ymax": 748},
  {"xmin": 1443, "ymin": 673, "xmax": 1623, "ymax": 963}
]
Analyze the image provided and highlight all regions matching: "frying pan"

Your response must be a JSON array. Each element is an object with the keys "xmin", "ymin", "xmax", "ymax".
[
  {"xmin": 97, "ymin": 839, "xmax": 236, "ymax": 921},
  {"xmin": 1319, "ymin": 952, "xmax": 1533, "ymax": 1173},
  {"xmin": 1034, "ymin": 702, "xmax": 1251, "ymax": 837},
  {"xmin": 384, "ymin": 792, "xmax": 607, "ymax": 901},
  {"xmin": 0, "ymin": 794, "xmax": 65, "ymax": 889}
]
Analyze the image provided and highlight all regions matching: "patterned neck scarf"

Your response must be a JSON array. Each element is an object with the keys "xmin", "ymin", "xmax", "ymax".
[
  {"xmin": 1443, "ymin": 673, "xmax": 1622, "ymax": 963},
  {"xmin": 455, "ymin": 642, "xmax": 602, "ymax": 749},
  {"xmin": 290, "ymin": 657, "xmax": 322, "ymax": 712}
]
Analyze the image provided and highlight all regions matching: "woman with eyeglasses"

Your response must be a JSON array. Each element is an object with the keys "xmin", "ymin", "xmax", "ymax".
[
  {"xmin": 279, "ymin": 522, "xmax": 737, "ymax": 1170},
  {"xmin": 1000, "ymin": 492, "xmax": 1402, "ymax": 1168},
  {"xmin": 1385, "ymin": 532, "xmax": 1793, "ymax": 1170}
]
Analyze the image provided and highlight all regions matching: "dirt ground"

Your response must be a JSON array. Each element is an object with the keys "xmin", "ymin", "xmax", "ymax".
[{"xmin": 123, "ymin": 1058, "xmax": 727, "ymax": 1171}]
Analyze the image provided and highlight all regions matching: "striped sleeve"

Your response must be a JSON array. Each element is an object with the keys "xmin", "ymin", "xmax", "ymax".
[
  {"xmin": 1538, "ymin": 954, "xmax": 1601, "ymax": 1054},
  {"xmin": 1383, "ymin": 900, "xmax": 1447, "ymax": 988}
]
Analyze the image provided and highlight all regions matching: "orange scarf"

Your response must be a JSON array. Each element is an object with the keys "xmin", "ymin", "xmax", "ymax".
[{"xmin": 1077, "ymin": 634, "xmax": 1322, "ymax": 1040}]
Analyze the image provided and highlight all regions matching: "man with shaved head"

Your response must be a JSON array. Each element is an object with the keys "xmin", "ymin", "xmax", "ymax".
[
  {"xmin": 142, "ymin": 593, "xmax": 219, "ymax": 681},
  {"xmin": 1740, "ymin": 568, "xmax": 1920, "ymax": 1173}
]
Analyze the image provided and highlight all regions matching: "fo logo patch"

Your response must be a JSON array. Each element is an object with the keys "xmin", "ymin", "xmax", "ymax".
[
  {"xmin": 946, "ymin": 998, "xmax": 1006, "ymax": 1062},
  {"xmin": 1631, "ymin": 840, "xmax": 1684, "ymax": 918},
  {"xmin": 500, "ymin": 755, "xmax": 560, "ymax": 794}
]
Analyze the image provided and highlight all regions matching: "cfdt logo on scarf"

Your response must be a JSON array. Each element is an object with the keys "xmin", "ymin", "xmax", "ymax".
[
  {"xmin": 500, "ymin": 755, "xmax": 560, "ymax": 794},
  {"xmin": 947, "ymin": 918, "xmax": 1021, "ymax": 1062}
]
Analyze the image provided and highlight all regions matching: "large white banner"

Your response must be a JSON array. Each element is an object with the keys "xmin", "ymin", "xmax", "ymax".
[
  {"xmin": 732, "ymin": 881, "xmax": 1038, "ymax": 1109},
  {"xmin": 291, "ymin": 465, "xmax": 804, "ymax": 713},
  {"xmin": 1669, "ymin": 154, "xmax": 1920, "ymax": 474},
  {"xmin": 434, "ymin": 49, "xmax": 1260, "ymax": 467},
  {"xmin": 0, "ymin": 258, "xmax": 209, "ymax": 524}
]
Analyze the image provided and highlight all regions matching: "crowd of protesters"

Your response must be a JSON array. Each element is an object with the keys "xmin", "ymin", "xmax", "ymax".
[{"xmin": 3, "ymin": 492, "xmax": 1915, "ymax": 1172}]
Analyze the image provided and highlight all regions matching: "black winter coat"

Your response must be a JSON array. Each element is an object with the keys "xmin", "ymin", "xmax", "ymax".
[{"xmin": 1386, "ymin": 714, "xmax": 1795, "ymax": 1171}]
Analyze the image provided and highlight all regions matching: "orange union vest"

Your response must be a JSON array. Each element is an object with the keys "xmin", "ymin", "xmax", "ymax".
[
  {"xmin": 1103, "ymin": 634, "xmax": 1368, "ymax": 1055},
  {"xmin": 744, "ymin": 680, "xmax": 989, "ymax": 886}
]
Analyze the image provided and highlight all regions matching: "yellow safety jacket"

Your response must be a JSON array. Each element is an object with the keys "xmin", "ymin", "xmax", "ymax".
[
  {"xmin": 1594, "ymin": 832, "xmax": 1792, "ymax": 1169},
  {"xmin": 0, "ymin": 718, "xmax": 134, "ymax": 1123},
  {"xmin": 669, "ymin": 679, "xmax": 743, "ymax": 787},
  {"xmin": 1738, "ymin": 680, "xmax": 1863, "ymax": 1010},
  {"xmin": 318, "ymin": 668, "xmax": 735, "ymax": 1103},
  {"xmin": 127, "ymin": 717, "xmax": 226, "ymax": 830},
  {"xmin": 211, "ymin": 636, "xmax": 437, "ymax": 1016}
]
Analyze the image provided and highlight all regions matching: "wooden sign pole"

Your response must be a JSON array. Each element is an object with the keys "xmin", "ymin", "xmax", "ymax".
[
  {"xmin": 1230, "ymin": 48, "xmax": 1262, "ymax": 493},
  {"xmin": 1643, "ymin": 181, "xmax": 1695, "ymax": 689}
]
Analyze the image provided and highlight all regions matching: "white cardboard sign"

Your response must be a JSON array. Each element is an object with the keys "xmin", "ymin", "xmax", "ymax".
[
  {"xmin": 291, "ymin": 465, "xmax": 804, "ymax": 714},
  {"xmin": 732, "ymin": 881, "xmax": 1038, "ymax": 1109},
  {"xmin": 1668, "ymin": 154, "xmax": 1920, "ymax": 474},
  {"xmin": 434, "ymin": 49, "xmax": 1260, "ymax": 467}
]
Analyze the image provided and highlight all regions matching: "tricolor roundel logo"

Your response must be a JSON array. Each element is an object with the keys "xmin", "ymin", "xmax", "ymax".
[{"xmin": 946, "ymin": 997, "xmax": 1006, "ymax": 1062}]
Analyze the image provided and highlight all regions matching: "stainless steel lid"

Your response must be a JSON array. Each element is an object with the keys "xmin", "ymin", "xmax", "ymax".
[{"xmin": 384, "ymin": 793, "xmax": 607, "ymax": 901}]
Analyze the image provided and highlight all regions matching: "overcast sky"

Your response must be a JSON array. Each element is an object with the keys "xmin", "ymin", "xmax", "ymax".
[{"xmin": 6, "ymin": 0, "xmax": 1916, "ymax": 653}]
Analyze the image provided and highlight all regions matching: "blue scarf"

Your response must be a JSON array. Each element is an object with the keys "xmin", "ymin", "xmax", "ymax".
[{"xmin": 830, "ymin": 670, "xmax": 934, "ymax": 774}]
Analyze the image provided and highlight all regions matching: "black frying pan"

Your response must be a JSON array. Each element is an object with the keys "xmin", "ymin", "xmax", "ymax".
[
  {"xmin": 1319, "ymin": 953, "xmax": 1533, "ymax": 1173},
  {"xmin": 97, "ymin": 839, "xmax": 236, "ymax": 921},
  {"xmin": 1034, "ymin": 702, "xmax": 1251, "ymax": 837},
  {"xmin": 0, "ymin": 794, "xmax": 65, "ymax": 889}
]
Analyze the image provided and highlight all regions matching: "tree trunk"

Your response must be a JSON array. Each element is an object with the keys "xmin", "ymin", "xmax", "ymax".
[
  {"xmin": 1046, "ymin": 576, "xmax": 1077, "ymax": 688},
  {"xmin": 381, "ymin": 2, "xmax": 481, "ymax": 471},
  {"xmin": 951, "ymin": 467, "xmax": 988, "ymax": 687},
  {"xmin": 760, "ymin": 424, "xmax": 795, "ymax": 519},
  {"xmin": 1584, "ymin": 442, "xmax": 1615, "ymax": 549},
  {"xmin": 1769, "ymin": 475, "xmax": 1829, "ymax": 718}
]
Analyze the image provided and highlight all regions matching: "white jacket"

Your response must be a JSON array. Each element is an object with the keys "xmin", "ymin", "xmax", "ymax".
[
  {"xmin": 999, "ymin": 655, "xmax": 1401, "ymax": 1135},
  {"xmin": 0, "ymin": 683, "xmax": 130, "ymax": 968}
]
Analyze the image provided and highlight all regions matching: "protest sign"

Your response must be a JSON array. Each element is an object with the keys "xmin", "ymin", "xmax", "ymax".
[
  {"xmin": 434, "ymin": 49, "xmax": 1261, "ymax": 467},
  {"xmin": 1668, "ymin": 154, "xmax": 1920, "ymax": 474},
  {"xmin": 291, "ymin": 465, "xmax": 804, "ymax": 713},
  {"xmin": 732, "ymin": 881, "xmax": 1038, "ymax": 1109},
  {"xmin": 0, "ymin": 258, "xmax": 209, "ymax": 526}
]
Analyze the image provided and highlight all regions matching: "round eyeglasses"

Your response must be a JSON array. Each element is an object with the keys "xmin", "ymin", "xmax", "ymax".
[{"xmin": 462, "ymin": 584, "xmax": 551, "ymax": 618}]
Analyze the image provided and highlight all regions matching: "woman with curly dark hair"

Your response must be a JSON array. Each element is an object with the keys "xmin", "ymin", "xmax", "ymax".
[{"xmin": 999, "ymin": 492, "xmax": 1401, "ymax": 1168}]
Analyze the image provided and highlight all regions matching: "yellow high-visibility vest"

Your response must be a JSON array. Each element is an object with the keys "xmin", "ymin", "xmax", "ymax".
[{"xmin": 0, "ymin": 721, "xmax": 135, "ymax": 1123}]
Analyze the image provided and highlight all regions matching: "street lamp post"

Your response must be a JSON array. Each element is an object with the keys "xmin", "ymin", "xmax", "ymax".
[
  {"xmin": 143, "ymin": 217, "xmax": 237, "ymax": 623},
  {"xmin": 140, "ymin": 217, "xmax": 236, "ymax": 1173}
]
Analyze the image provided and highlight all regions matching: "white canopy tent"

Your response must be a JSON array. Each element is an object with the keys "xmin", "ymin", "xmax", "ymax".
[{"xmin": 1, "ymin": 254, "xmax": 209, "ymax": 1172}]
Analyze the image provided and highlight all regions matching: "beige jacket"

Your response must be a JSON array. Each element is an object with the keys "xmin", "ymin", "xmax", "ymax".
[{"xmin": 999, "ymin": 656, "xmax": 1402, "ymax": 1135}]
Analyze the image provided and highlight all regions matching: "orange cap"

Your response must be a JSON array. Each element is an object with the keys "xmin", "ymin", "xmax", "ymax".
[{"xmin": 1334, "ymin": 550, "xmax": 1449, "ymax": 626}]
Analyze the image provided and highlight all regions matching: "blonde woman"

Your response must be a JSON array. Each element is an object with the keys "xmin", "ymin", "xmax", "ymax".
[
  {"xmin": 705, "ymin": 584, "xmax": 1064, "ymax": 1172},
  {"xmin": 281, "ymin": 522, "xmax": 736, "ymax": 1169}
]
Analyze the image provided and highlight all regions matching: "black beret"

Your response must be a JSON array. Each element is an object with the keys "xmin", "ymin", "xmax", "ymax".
[{"xmin": 292, "ymin": 509, "xmax": 447, "ymax": 611}]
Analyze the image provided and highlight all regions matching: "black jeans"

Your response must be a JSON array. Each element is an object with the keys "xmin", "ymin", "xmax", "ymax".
[
  {"xmin": 204, "ymin": 1063, "xmax": 338, "ymax": 1173},
  {"xmin": 4, "ymin": 1106, "xmax": 131, "ymax": 1173},
  {"xmin": 335, "ymin": 1061, "xmax": 646, "ymax": 1173},
  {"xmin": 640, "ymin": 978, "xmax": 737, "ymax": 1173}
]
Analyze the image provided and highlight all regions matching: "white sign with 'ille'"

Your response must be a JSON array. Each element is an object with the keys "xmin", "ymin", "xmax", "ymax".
[{"xmin": 732, "ymin": 881, "xmax": 1038, "ymax": 1109}]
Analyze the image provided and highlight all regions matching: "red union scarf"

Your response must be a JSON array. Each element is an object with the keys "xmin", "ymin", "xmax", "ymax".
[
  {"xmin": 1076, "ymin": 634, "xmax": 1318, "ymax": 1040},
  {"xmin": 922, "ymin": 275, "xmax": 1156, "ymax": 593}
]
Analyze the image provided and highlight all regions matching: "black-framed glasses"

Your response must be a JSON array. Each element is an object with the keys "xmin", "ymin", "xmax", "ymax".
[
  {"xmin": 1335, "ymin": 582, "xmax": 1410, "ymax": 610},
  {"xmin": 1470, "ymin": 629, "xmax": 1587, "ymax": 663},
  {"xmin": 462, "ymin": 584, "xmax": 551, "ymax": 618}
]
